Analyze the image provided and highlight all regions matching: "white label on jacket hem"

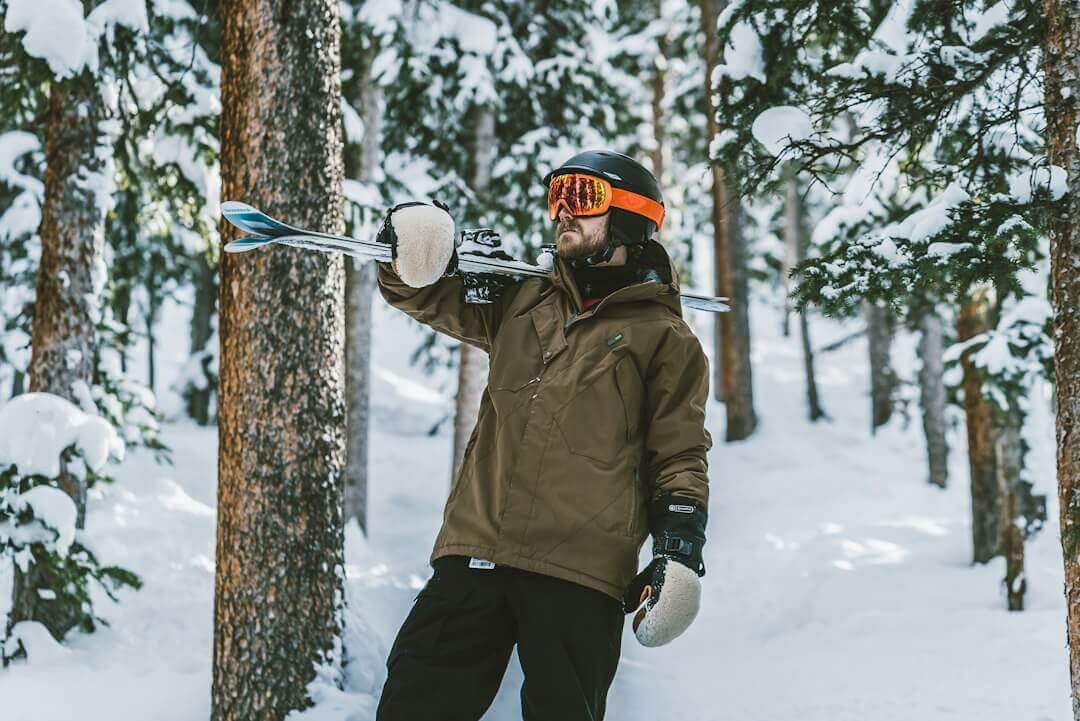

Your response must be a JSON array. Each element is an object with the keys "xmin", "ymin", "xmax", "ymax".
[{"xmin": 469, "ymin": 557, "xmax": 496, "ymax": 570}]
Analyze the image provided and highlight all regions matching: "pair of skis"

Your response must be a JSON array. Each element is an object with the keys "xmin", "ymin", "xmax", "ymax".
[{"xmin": 220, "ymin": 201, "xmax": 729, "ymax": 313}]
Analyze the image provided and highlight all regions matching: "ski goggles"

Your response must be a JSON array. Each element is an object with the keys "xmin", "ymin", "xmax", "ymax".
[{"xmin": 547, "ymin": 173, "xmax": 665, "ymax": 230}]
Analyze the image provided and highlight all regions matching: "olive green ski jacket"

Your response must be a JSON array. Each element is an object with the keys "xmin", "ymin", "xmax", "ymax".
[{"xmin": 376, "ymin": 239, "xmax": 712, "ymax": 601}]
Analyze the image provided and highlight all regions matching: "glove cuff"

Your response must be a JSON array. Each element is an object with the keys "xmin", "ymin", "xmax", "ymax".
[{"xmin": 648, "ymin": 494, "xmax": 707, "ymax": 577}]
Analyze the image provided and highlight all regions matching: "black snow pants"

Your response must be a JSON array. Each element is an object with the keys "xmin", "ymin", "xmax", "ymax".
[{"xmin": 375, "ymin": 554, "xmax": 625, "ymax": 721}]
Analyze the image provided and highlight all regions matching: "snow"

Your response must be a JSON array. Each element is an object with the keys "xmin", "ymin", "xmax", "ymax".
[
  {"xmin": 858, "ymin": 180, "xmax": 971, "ymax": 250},
  {"xmin": 0, "ymin": 393, "xmax": 123, "ymax": 478},
  {"xmin": 86, "ymin": 0, "xmax": 149, "ymax": 48},
  {"xmin": 432, "ymin": 2, "xmax": 497, "ymax": 55},
  {"xmin": 825, "ymin": 0, "xmax": 918, "ymax": 84},
  {"xmin": 1008, "ymin": 164, "xmax": 1069, "ymax": 203},
  {"xmin": 711, "ymin": 20, "xmax": 765, "ymax": 84},
  {"xmin": 4, "ymin": 0, "xmax": 147, "ymax": 78},
  {"xmin": 0, "ymin": 290, "xmax": 1069, "ymax": 720},
  {"xmin": 4, "ymin": 486, "xmax": 79, "ymax": 558},
  {"xmin": 966, "ymin": 0, "xmax": 1012, "ymax": 44},
  {"xmin": 344, "ymin": 179, "xmax": 381, "ymax": 208},
  {"xmin": 751, "ymin": 105, "xmax": 816, "ymax": 157},
  {"xmin": 152, "ymin": 132, "xmax": 214, "ymax": 198},
  {"xmin": 4, "ymin": 0, "xmax": 94, "ymax": 78},
  {"xmin": 0, "ymin": 131, "xmax": 43, "ymax": 199},
  {"xmin": 0, "ymin": 190, "xmax": 41, "ymax": 241},
  {"xmin": 4, "ymin": 621, "xmax": 72, "ymax": 664},
  {"xmin": 342, "ymin": 100, "xmax": 365, "ymax": 144}
]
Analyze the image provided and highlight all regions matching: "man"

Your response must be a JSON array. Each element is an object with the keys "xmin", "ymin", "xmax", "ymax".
[{"xmin": 373, "ymin": 150, "xmax": 712, "ymax": 721}]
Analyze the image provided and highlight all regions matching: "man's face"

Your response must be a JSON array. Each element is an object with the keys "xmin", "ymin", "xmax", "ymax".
[{"xmin": 554, "ymin": 207, "xmax": 610, "ymax": 260}]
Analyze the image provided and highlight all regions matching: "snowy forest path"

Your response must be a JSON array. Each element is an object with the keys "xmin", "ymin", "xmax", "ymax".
[
  {"xmin": 0, "ymin": 296, "xmax": 1068, "ymax": 721},
  {"xmin": 610, "ymin": 307, "xmax": 1067, "ymax": 721}
]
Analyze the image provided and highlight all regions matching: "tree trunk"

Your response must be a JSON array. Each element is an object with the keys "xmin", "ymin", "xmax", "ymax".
[
  {"xmin": 917, "ymin": 311, "xmax": 949, "ymax": 488},
  {"xmin": 702, "ymin": 0, "xmax": 756, "ymax": 438},
  {"xmin": 787, "ymin": 168, "xmax": 824, "ymax": 421},
  {"xmin": 345, "ymin": 262, "xmax": 374, "ymax": 533},
  {"xmin": 957, "ymin": 289, "xmax": 1004, "ymax": 564},
  {"xmin": 214, "ymin": 0, "xmax": 347, "ymax": 715},
  {"xmin": 452, "ymin": 106, "xmax": 495, "ymax": 480},
  {"xmin": 343, "ymin": 73, "xmax": 381, "ymax": 535},
  {"xmin": 781, "ymin": 203, "xmax": 796, "ymax": 339},
  {"xmin": 865, "ymin": 300, "xmax": 896, "ymax": 432},
  {"xmin": 11, "ymin": 370, "xmax": 25, "ymax": 398},
  {"xmin": 1041, "ymin": 1, "xmax": 1080, "ymax": 710},
  {"xmin": 186, "ymin": 252, "xmax": 216, "ymax": 425},
  {"xmin": 798, "ymin": 310, "xmax": 824, "ymax": 422},
  {"xmin": 649, "ymin": 0, "xmax": 666, "ymax": 183},
  {"xmin": 996, "ymin": 408, "xmax": 1025, "ymax": 611},
  {"xmin": 145, "ymin": 282, "xmax": 158, "ymax": 393},
  {"xmin": 704, "ymin": 0, "xmax": 724, "ymax": 405},
  {"xmin": 15, "ymin": 74, "xmax": 106, "ymax": 638}
]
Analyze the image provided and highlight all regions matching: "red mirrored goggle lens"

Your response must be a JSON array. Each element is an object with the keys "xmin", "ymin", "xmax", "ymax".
[
  {"xmin": 547, "ymin": 174, "xmax": 611, "ymax": 220},
  {"xmin": 547, "ymin": 172, "xmax": 667, "ymax": 231}
]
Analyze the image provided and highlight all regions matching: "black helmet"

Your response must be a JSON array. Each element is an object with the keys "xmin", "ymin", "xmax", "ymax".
[{"xmin": 544, "ymin": 149, "xmax": 664, "ymax": 265}]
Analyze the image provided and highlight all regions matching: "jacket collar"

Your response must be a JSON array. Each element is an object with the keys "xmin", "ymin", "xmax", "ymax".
[{"xmin": 548, "ymin": 239, "xmax": 684, "ymax": 319}]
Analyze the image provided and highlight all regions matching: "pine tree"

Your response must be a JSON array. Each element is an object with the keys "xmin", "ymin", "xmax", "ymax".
[
  {"xmin": 702, "ymin": 0, "xmax": 757, "ymax": 438},
  {"xmin": 340, "ymin": 0, "xmax": 382, "ymax": 533},
  {"xmin": 708, "ymin": 0, "xmax": 1053, "ymax": 607},
  {"xmin": 213, "ymin": 0, "xmax": 348, "ymax": 715},
  {"xmin": 0, "ymin": 0, "xmax": 199, "ymax": 647}
]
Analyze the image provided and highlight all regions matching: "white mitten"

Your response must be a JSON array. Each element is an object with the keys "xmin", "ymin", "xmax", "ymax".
[
  {"xmin": 623, "ymin": 494, "xmax": 708, "ymax": 647},
  {"xmin": 377, "ymin": 201, "xmax": 457, "ymax": 288},
  {"xmin": 626, "ymin": 557, "xmax": 702, "ymax": 647}
]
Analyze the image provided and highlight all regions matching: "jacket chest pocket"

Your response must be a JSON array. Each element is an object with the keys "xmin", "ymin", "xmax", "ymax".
[
  {"xmin": 555, "ymin": 353, "xmax": 644, "ymax": 464},
  {"xmin": 487, "ymin": 313, "xmax": 544, "ymax": 391}
]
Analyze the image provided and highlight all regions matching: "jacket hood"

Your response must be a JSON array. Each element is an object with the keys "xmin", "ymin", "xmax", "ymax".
[{"xmin": 549, "ymin": 239, "xmax": 684, "ymax": 319}]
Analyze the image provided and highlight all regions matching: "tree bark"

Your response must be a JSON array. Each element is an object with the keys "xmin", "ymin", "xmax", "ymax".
[
  {"xmin": 996, "ymin": 409, "xmax": 1026, "ymax": 611},
  {"xmin": 145, "ymin": 279, "xmax": 158, "ymax": 393},
  {"xmin": 343, "ymin": 71, "xmax": 381, "ymax": 535},
  {"xmin": 452, "ymin": 106, "xmax": 495, "ymax": 480},
  {"xmin": 649, "ymin": 0, "xmax": 666, "ymax": 184},
  {"xmin": 781, "ymin": 196, "xmax": 797, "ymax": 339},
  {"xmin": 865, "ymin": 300, "xmax": 896, "ymax": 432},
  {"xmin": 1041, "ymin": 0, "xmax": 1080, "ymax": 711},
  {"xmin": 957, "ymin": 289, "xmax": 1004, "ymax": 564},
  {"xmin": 702, "ymin": 0, "xmax": 756, "ymax": 438},
  {"xmin": 917, "ymin": 311, "xmax": 949, "ymax": 488},
  {"xmin": 186, "ymin": 252, "xmax": 216, "ymax": 425},
  {"xmin": 344, "ymin": 261, "xmax": 374, "ymax": 533},
  {"xmin": 214, "ymin": 0, "xmax": 347, "ymax": 715},
  {"xmin": 787, "ymin": 169, "xmax": 824, "ymax": 421},
  {"xmin": 13, "ymin": 74, "xmax": 106, "ymax": 639}
]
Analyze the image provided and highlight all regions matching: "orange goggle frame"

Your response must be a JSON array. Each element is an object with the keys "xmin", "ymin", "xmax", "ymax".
[{"xmin": 547, "ymin": 173, "xmax": 665, "ymax": 231}]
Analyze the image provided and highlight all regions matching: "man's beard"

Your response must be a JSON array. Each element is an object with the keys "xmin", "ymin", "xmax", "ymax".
[{"xmin": 556, "ymin": 220, "xmax": 607, "ymax": 259}]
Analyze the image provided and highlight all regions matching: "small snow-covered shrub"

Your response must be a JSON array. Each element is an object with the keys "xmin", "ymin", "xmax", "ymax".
[{"xmin": 0, "ymin": 393, "xmax": 140, "ymax": 663}]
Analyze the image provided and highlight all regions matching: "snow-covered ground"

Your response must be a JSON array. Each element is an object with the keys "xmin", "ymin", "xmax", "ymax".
[{"xmin": 0, "ymin": 288, "xmax": 1070, "ymax": 720}]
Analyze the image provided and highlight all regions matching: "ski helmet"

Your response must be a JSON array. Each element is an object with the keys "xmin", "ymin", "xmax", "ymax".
[{"xmin": 543, "ymin": 149, "xmax": 665, "ymax": 266}]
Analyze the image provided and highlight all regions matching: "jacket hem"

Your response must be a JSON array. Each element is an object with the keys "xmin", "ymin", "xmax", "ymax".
[{"xmin": 430, "ymin": 543, "xmax": 626, "ymax": 602}]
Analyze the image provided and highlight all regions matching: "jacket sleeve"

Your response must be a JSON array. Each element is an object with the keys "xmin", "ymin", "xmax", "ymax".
[
  {"xmin": 641, "ymin": 321, "xmax": 713, "ymax": 507},
  {"xmin": 375, "ymin": 260, "xmax": 509, "ymax": 353}
]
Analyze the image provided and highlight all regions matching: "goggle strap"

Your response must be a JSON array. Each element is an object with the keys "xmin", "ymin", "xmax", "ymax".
[{"xmin": 610, "ymin": 187, "xmax": 665, "ymax": 229}]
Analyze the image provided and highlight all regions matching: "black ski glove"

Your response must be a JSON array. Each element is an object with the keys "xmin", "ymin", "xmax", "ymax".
[
  {"xmin": 622, "ymin": 494, "xmax": 707, "ymax": 647},
  {"xmin": 375, "ymin": 199, "xmax": 458, "ymax": 282}
]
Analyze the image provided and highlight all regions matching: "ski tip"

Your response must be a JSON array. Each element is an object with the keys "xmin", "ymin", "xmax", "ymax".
[
  {"xmin": 224, "ymin": 235, "xmax": 276, "ymax": 253},
  {"xmin": 221, "ymin": 200, "xmax": 257, "ymax": 215}
]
